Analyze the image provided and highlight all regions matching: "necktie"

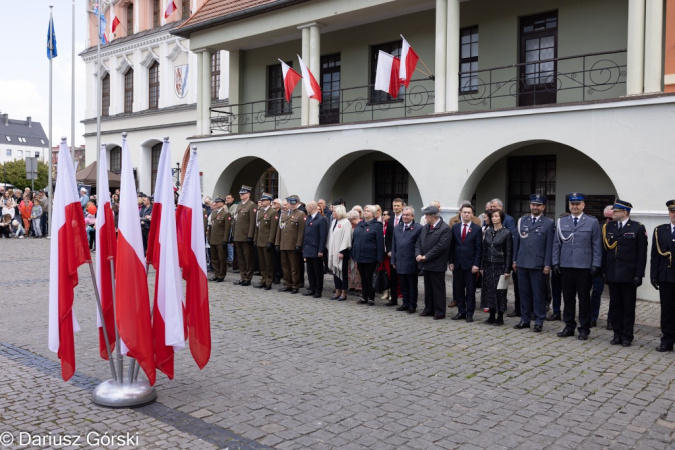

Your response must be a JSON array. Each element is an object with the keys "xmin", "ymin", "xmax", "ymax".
[
  {"xmin": 394, "ymin": 216, "xmax": 399, "ymax": 227},
  {"xmin": 532, "ymin": 216, "xmax": 537, "ymax": 226},
  {"xmin": 573, "ymin": 217, "xmax": 578, "ymax": 227},
  {"xmin": 619, "ymin": 222, "xmax": 623, "ymax": 231},
  {"xmin": 461, "ymin": 224, "xmax": 467, "ymax": 242}
]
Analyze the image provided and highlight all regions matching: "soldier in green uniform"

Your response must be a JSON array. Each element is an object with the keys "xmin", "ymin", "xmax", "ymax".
[
  {"xmin": 207, "ymin": 197, "xmax": 232, "ymax": 282},
  {"xmin": 275, "ymin": 195, "xmax": 306, "ymax": 294},
  {"xmin": 233, "ymin": 185, "xmax": 256, "ymax": 286},
  {"xmin": 254, "ymin": 193, "xmax": 279, "ymax": 290}
]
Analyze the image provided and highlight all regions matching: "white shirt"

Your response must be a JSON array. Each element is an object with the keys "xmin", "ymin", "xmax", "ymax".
[{"xmin": 618, "ymin": 218, "xmax": 629, "ymax": 229}]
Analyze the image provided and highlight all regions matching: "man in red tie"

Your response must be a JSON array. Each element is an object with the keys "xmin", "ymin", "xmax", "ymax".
[
  {"xmin": 448, "ymin": 204, "xmax": 483, "ymax": 322},
  {"xmin": 384, "ymin": 198, "xmax": 405, "ymax": 306}
]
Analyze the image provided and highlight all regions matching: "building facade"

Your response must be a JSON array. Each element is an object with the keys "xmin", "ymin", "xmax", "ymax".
[
  {"xmin": 0, "ymin": 114, "xmax": 49, "ymax": 165},
  {"xmin": 81, "ymin": 0, "xmax": 228, "ymax": 194}
]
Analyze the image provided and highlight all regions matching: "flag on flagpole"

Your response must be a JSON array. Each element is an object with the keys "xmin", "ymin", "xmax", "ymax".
[
  {"xmin": 92, "ymin": 3, "xmax": 108, "ymax": 45},
  {"xmin": 111, "ymin": 6, "xmax": 120, "ymax": 38},
  {"xmin": 164, "ymin": 0, "xmax": 177, "ymax": 18},
  {"xmin": 48, "ymin": 138, "xmax": 91, "ymax": 381},
  {"xmin": 279, "ymin": 59, "xmax": 302, "ymax": 103},
  {"xmin": 47, "ymin": 15, "xmax": 58, "ymax": 60},
  {"xmin": 176, "ymin": 147, "xmax": 211, "ymax": 370},
  {"xmin": 296, "ymin": 55, "xmax": 322, "ymax": 104},
  {"xmin": 374, "ymin": 51, "xmax": 402, "ymax": 99},
  {"xmin": 400, "ymin": 35, "xmax": 420, "ymax": 88},
  {"xmin": 115, "ymin": 135, "xmax": 156, "ymax": 386},
  {"xmin": 95, "ymin": 145, "xmax": 117, "ymax": 360},
  {"xmin": 146, "ymin": 139, "xmax": 185, "ymax": 380}
]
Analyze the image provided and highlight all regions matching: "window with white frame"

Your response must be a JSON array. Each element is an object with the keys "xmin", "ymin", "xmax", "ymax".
[
  {"xmin": 35, "ymin": 151, "xmax": 40, "ymax": 157},
  {"xmin": 5, "ymin": 149, "xmax": 10, "ymax": 156},
  {"xmin": 18, "ymin": 150, "xmax": 22, "ymax": 157}
]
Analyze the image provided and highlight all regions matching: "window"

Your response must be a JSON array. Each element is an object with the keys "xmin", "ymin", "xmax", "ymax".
[
  {"xmin": 124, "ymin": 69, "xmax": 134, "ymax": 113},
  {"xmin": 5, "ymin": 136, "xmax": 10, "ymax": 142},
  {"xmin": 102, "ymin": 73, "xmax": 110, "ymax": 116},
  {"xmin": 182, "ymin": 0, "xmax": 190, "ymax": 20},
  {"xmin": 5, "ymin": 149, "xmax": 10, "ymax": 156},
  {"xmin": 149, "ymin": 61, "xmax": 159, "ymax": 109},
  {"xmin": 151, "ymin": 143, "xmax": 162, "ymax": 193},
  {"xmin": 254, "ymin": 168, "xmax": 279, "ymax": 200},
  {"xmin": 211, "ymin": 52, "xmax": 220, "ymax": 100},
  {"xmin": 127, "ymin": 3, "xmax": 134, "ymax": 35},
  {"xmin": 110, "ymin": 146, "xmax": 122, "ymax": 174},
  {"xmin": 507, "ymin": 155, "xmax": 557, "ymax": 219},
  {"xmin": 40, "ymin": 139, "xmax": 45, "ymax": 144},
  {"xmin": 459, "ymin": 26, "xmax": 479, "ymax": 93},
  {"xmin": 153, "ymin": 0, "xmax": 160, "ymax": 28},
  {"xmin": 35, "ymin": 151, "xmax": 40, "ymax": 157},
  {"xmin": 519, "ymin": 11, "xmax": 558, "ymax": 106},
  {"xmin": 370, "ymin": 40, "xmax": 403, "ymax": 103},
  {"xmin": 374, "ymin": 161, "xmax": 409, "ymax": 210},
  {"xmin": 18, "ymin": 150, "xmax": 22, "ymax": 157},
  {"xmin": 267, "ymin": 62, "xmax": 292, "ymax": 115},
  {"xmin": 320, "ymin": 53, "xmax": 341, "ymax": 125}
]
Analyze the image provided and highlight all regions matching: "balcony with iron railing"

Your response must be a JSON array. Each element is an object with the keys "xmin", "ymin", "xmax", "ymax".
[{"xmin": 210, "ymin": 49, "xmax": 627, "ymax": 135}]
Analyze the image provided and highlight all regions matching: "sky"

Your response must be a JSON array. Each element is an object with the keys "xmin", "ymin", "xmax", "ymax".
[{"xmin": 0, "ymin": 0, "xmax": 89, "ymax": 148}]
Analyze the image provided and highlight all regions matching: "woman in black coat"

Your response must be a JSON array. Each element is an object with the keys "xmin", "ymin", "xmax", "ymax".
[
  {"xmin": 351, "ymin": 205, "xmax": 385, "ymax": 305},
  {"xmin": 480, "ymin": 209, "xmax": 513, "ymax": 326}
]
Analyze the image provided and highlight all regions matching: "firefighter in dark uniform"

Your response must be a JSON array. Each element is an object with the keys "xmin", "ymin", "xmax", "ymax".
[
  {"xmin": 275, "ymin": 195, "xmax": 306, "ymax": 294},
  {"xmin": 253, "ymin": 193, "xmax": 278, "ymax": 290},
  {"xmin": 651, "ymin": 200, "xmax": 675, "ymax": 352},
  {"xmin": 207, "ymin": 197, "xmax": 232, "ymax": 282},
  {"xmin": 233, "ymin": 185, "xmax": 256, "ymax": 286},
  {"xmin": 602, "ymin": 199, "xmax": 647, "ymax": 347}
]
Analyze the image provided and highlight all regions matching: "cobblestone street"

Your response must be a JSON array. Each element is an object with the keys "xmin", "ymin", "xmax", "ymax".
[{"xmin": 1, "ymin": 238, "xmax": 674, "ymax": 449}]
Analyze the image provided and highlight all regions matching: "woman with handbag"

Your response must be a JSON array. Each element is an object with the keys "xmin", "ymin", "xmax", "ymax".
[
  {"xmin": 327, "ymin": 206, "xmax": 352, "ymax": 301},
  {"xmin": 351, "ymin": 205, "xmax": 384, "ymax": 306},
  {"xmin": 480, "ymin": 209, "xmax": 513, "ymax": 326}
]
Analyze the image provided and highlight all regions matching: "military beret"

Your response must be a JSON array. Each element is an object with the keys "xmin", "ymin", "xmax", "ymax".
[{"xmin": 421, "ymin": 205, "xmax": 439, "ymax": 215}]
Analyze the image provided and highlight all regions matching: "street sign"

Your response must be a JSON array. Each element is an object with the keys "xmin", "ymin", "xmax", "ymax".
[{"xmin": 25, "ymin": 157, "xmax": 38, "ymax": 180}]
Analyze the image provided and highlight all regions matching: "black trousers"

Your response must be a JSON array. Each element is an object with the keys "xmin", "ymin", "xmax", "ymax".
[
  {"xmin": 333, "ymin": 250, "xmax": 350, "ymax": 290},
  {"xmin": 141, "ymin": 226, "xmax": 150, "ymax": 253},
  {"xmin": 659, "ymin": 282, "xmax": 675, "ymax": 347},
  {"xmin": 608, "ymin": 282, "xmax": 637, "ymax": 342},
  {"xmin": 298, "ymin": 253, "xmax": 305, "ymax": 287},
  {"xmin": 453, "ymin": 267, "xmax": 476, "ymax": 317},
  {"xmin": 423, "ymin": 270, "xmax": 446, "ymax": 316},
  {"xmin": 306, "ymin": 257, "xmax": 323, "ymax": 294},
  {"xmin": 512, "ymin": 271, "xmax": 521, "ymax": 314},
  {"xmin": 561, "ymin": 268, "xmax": 592, "ymax": 334},
  {"xmin": 399, "ymin": 273, "xmax": 419, "ymax": 309},
  {"xmin": 357, "ymin": 262, "xmax": 377, "ymax": 300}
]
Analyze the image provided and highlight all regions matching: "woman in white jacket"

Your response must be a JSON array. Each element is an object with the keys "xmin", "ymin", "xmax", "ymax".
[{"xmin": 327, "ymin": 205, "xmax": 353, "ymax": 301}]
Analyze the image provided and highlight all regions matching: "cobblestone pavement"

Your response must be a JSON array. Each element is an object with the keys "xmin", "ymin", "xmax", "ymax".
[{"xmin": 1, "ymin": 238, "xmax": 674, "ymax": 449}]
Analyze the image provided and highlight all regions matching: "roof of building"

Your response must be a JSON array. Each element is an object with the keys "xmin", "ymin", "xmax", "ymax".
[
  {"xmin": 173, "ymin": 0, "xmax": 310, "ymax": 38},
  {"xmin": 80, "ymin": 20, "xmax": 186, "ymax": 56},
  {"xmin": 0, "ymin": 116, "xmax": 49, "ymax": 148}
]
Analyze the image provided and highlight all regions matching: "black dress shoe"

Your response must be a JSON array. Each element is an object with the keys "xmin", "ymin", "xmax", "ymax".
[
  {"xmin": 313, "ymin": 293, "xmax": 322, "ymax": 299},
  {"xmin": 278, "ymin": 286, "xmax": 292, "ymax": 292},
  {"xmin": 514, "ymin": 322, "xmax": 530, "ymax": 329},
  {"xmin": 557, "ymin": 328, "xmax": 575, "ymax": 338},
  {"xmin": 419, "ymin": 311, "xmax": 433, "ymax": 317},
  {"xmin": 209, "ymin": 277, "xmax": 219, "ymax": 282},
  {"xmin": 233, "ymin": 280, "xmax": 245, "ymax": 285},
  {"xmin": 493, "ymin": 318, "xmax": 504, "ymax": 326},
  {"xmin": 357, "ymin": 299, "xmax": 368, "ymax": 304},
  {"xmin": 546, "ymin": 312, "xmax": 561, "ymax": 321},
  {"xmin": 610, "ymin": 337, "xmax": 622, "ymax": 345},
  {"xmin": 433, "ymin": 315, "xmax": 445, "ymax": 320},
  {"xmin": 290, "ymin": 289, "xmax": 299, "ymax": 294},
  {"xmin": 254, "ymin": 283, "xmax": 265, "ymax": 289},
  {"xmin": 606, "ymin": 321, "xmax": 612, "ymax": 330},
  {"xmin": 396, "ymin": 305, "xmax": 409, "ymax": 312},
  {"xmin": 506, "ymin": 311, "xmax": 520, "ymax": 318},
  {"xmin": 367, "ymin": 300, "xmax": 375, "ymax": 306},
  {"xmin": 302, "ymin": 291, "xmax": 315, "ymax": 296},
  {"xmin": 483, "ymin": 317, "xmax": 495, "ymax": 325},
  {"xmin": 590, "ymin": 320, "xmax": 597, "ymax": 328},
  {"xmin": 241, "ymin": 281, "xmax": 251, "ymax": 286},
  {"xmin": 451, "ymin": 313, "xmax": 466, "ymax": 320},
  {"xmin": 622, "ymin": 341, "xmax": 631, "ymax": 347},
  {"xmin": 465, "ymin": 316, "xmax": 473, "ymax": 323},
  {"xmin": 578, "ymin": 333, "xmax": 589, "ymax": 341},
  {"xmin": 337, "ymin": 297, "xmax": 347, "ymax": 302},
  {"xmin": 407, "ymin": 308, "xmax": 416, "ymax": 314},
  {"xmin": 264, "ymin": 285, "xmax": 272, "ymax": 290},
  {"xmin": 330, "ymin": 294, "xmax": 340, "ymax": 300},
  {"xmin": 384, "ymin": 300, "xmax": 398, "ymax": 307},
  {"xmin": 656, "ymin": 344, "xmax": 673, "ymax": 352},
  {"xmin": 533, "ymin": 324, "xmax": 543, "ymax": 333}
]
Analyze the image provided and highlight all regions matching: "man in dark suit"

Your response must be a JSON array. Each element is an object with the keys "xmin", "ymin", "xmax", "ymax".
[
  {"xmin": 449, "ymin": 204, "xmax": 483, "ymax": 322},
  {"xmin": 385, "ymin": 198, "xmax": 405, "ymax": 306},
  {"xmin": 490, "ymin": 198, "xmax": 520, "ymax": 318},
  {"xmin": 391, "ymin": 206, "xmax": 422, "ymax": 313},
  {"xmin": 602, "ymin": 199, "xmax": 647, "ymax": 347},
  {"xmin": 416, "ymin": 205, "xmax": 452, "ymax": 319},
  {"xmin": 302, "ymin": 201, "xmax": 328, "ymax": 298},
  {"xmin": 650, "ymin": 200, "xmax": 675, "ymax": 352}
]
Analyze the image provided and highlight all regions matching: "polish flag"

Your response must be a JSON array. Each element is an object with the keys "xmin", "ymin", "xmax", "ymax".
[
  {"xmin": 146, "ymin": 139, "xmax": 185, "ymax": 380},
  {"xmin": 95, "ymin": 145, "xmax": 117, "ymax": 360},
  {"xmin": 296, "ymin": 55, "xmax": 322, "ymax": 104},
  {"xmin": 115, "ymin": 135, "xmax": 156, "ymax": 385},
  {"xmin": 399, "ymin": 35, "xmax": 420, "ymax": 88},
  {"xmin": 279, "ymin": 59, "xmax": 302, "ymax": 103},
  {"xmin": 374, "ymin": 50, "xmax": 402, "ymax": 99},
  {"xmin": 164, "ymin": 0, "xmax": 177, "ymax": 18},
  {"xmin": 48, "ymin": 138, "xmax": 91, "ymax": 382},
  {"xmin": 111, "ymin": 7, "xmax": 120, "ymax": 36},
  {"xmin": 176, "ymin": 147, "xmax": 211, "ymax": 369}
]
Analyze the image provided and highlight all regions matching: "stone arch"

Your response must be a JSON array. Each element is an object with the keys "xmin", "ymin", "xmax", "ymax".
[{"xmin": 212, "ymin": 156, "xmax": 288, "ymax": 200}]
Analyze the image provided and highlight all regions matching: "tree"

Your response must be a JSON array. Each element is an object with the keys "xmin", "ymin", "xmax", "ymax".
[{"xmin": 0, "ymin": 159, "xmax": 49, "ymax": 191}]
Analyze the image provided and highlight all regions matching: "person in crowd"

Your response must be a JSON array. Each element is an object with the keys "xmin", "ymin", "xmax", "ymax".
[
  {"xmin": 31, "ymin": 198, "xmax": 43, "ymax": 238},
  {"xmin": 276, "ymin": 195, "xmax": 306, "ymax": 294},
  {"xmin": 233, "ymin": 185, "xmax": 257, "ymax": 286},
  {"xmin": 139, "ymin": 195, "xmax": 153, "ymax": 253},
  {"xmin": 85, "ymin": 202, "xmax": 97, "ymax": 251},
  {"xmin": 254, "ymin": 193, "xmax": 279, "ymax": 290},
  {"xmin": 0, "ymin": 214, "xmax": 12, "ymax": 238},
  {"xmin": 488, "ymin": 199, "xmax": 519, "ymax": 319},
  {"xmin": 352, "ymin": 205, "xmax": 384, "ymax": 305},
  {"xmin": 271, "ymin": 198, "xmax": 284, "ymax": 284},
  {"xmin": 372, "ymin": 204, "xmax": 383, "ymax": 222},
  {"xmin": 1, "ymin": 192, "xmax": 16, "ymax": 220},
  {"xmin": 449, "ymin": 204, "xmax": 483, "ymax": 322},
  {"xmin": 351, "ymin": 205, "xmax": 364, "ymax": 220},
  {"xmin": 79, "ymin": 187, "xmax": 89, "ymax": 212},
  {"xmin": 38, "ymin": 190, "xmax": 49, "ymax": 236},
  {"xmin": 391, "ymin": 206, "xmax": 422, "ymax": 313},
  {"xmin": 19, "ymin": 193, "xmax": 32, "ymax": 236},
  {"xmin": 651, "ymin": 200, "xmax": 675, "ymax": 352},
  {"xmin": 512, "ymin": 194, "xmax": 554, "ymax": 332},
  {"xmin": 302, "ymin": 201, "xmax": 328, "ymax": 298},
  {"xmin": 111, "ymin": 193, "xmax": 120, "ymax": 229},
  {"xmin": 328, "ymin": 205, "xmax": 352, "ymax": 301},
  {"xmin": 419, "ymin": 201, "xmax": 441, "ymax": 226},
  {"xmin": 479, "ymin": 209, "xmax": 513, "ymax": 326},
  {"xmin": 203, "ymin": 196, "xmax": 213, "ymax": 215},
  {"xmin": 207, "ymin": 197, "xmax": 232, "ymax": 282},
  {"xmin": 552, "ymin": 192, "xmax": 603, "ymax": 341},
  {"xmin": 347, "ymin": 210, "xmax": 362, "ymax": 293},
  {"xmin": 592, "ymin": 205, "xmax": 616, "ymax": 328},
  {"xmin": 478, "ymin": 202, "xmax": 492, "ymax": 227},
  {"xmin": 380, "ymin": 209, "xmax": 392, "ymax": 302},
  {"xmin": 318, "ymin": 199, "xmax": 331, "ymax": 274},
  {"xmin": 449, "ymin": 200, "xmax": 482, "ymax": 227},
  {"xmin": 416, "ymin": 205, "xmax": 452, "ymax": 319},
  {"xmin": 385, "ymin": 199, "xmax": 405, "ymax": 306},
  {"xmin": 602, "ymin": 199, "xmax": 647, "ymax": 347}
]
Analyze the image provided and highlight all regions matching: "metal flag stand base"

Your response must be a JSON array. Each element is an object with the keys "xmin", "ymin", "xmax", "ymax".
[{"xmin": 92, "ymin": 379, "xmax": 157, "ymax": 408}]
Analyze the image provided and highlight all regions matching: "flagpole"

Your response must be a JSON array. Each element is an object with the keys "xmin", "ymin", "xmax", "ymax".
[
  {"xmin": 48, "ymin": 6, "xmax": 54, "ymax": 238},
  {"xmin": 96, "ymin": 2, "xmax": 102, "ymax": 197},
  {"xmin": 87, "ymin": 261, "xmax": 117, "ymax": 381},
  {"xmin": 110, "ymin": 260, "xmax": 123, "ymax": 383},
  {"xmin": 71, "ymin": 0, "xmax": 76, "ymax": 161}
]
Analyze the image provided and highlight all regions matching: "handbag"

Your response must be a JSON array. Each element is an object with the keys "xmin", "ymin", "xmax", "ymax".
[{"xmin": 373, "ymin": 263, "xmax": 390, "ymax": 294}]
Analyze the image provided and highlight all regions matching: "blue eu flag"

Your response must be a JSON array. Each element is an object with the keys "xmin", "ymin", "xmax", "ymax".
[{"xmin": 47, "ymin": 16, "xmax": 58, "ymax": 60}]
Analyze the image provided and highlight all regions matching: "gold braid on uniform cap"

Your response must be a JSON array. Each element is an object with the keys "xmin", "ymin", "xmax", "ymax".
[
  {"xmin": 602, "ymin": 222, "xmax": 618, "ymax": 254},
  {"xmin": 654, "ymin": 225, "xmax": 672, "ymax": 268}
]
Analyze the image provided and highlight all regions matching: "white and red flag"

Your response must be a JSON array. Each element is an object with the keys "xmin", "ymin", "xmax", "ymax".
[
  {"xmin": 115, "ymin": 135, "xmax": 156, "ymax": 385},
  {"xmin": 48, "ymin": 138, "xmax": 91, "ymax": 382},
  {"xmin": 110, "ymin": 6, "xmax": 120, "ymax": 37},
  {"xmin": 176, "ymin": 147, "xmax": 211, "ymax": 369},
  {"xmin": 95, "ymin": 145, "xmax": 117, "ymax": 360},
  {"xmin": 279, "ymin": 59, "xmax": 302, "ymax": 103},
  {"xmin": 296, "ymin": 55, "xmax": 322, "ymax": 104},
  {"xmin": 146, "ymin": 139, "xmax": 185, "ymax": 380},
  {"xmin": 164, "ymin": 0, "xmax": 177, "ymax": 18},
  {"xmin": 374, "ymin": 51, "xmax": 402, "ymax": 99},
  {"xmin": 399, "ymin": 35, "xmax": 420, "ymax": 88}
]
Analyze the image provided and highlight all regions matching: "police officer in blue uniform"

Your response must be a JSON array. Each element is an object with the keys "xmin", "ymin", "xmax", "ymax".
[
  {"xmin": 552, "ymin": 192, "xmax": 603, "ymax": 340},
  {"xmin": 650, "ymin": 200, "xmax": 675, "ymax": 352},
  {"xmin": 512, "ymin": 194, "xmax": 555, "ymax": 333},
  {"xmin": 602, "ymin": 199, "xmax": 647, "ymax": 347}
]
